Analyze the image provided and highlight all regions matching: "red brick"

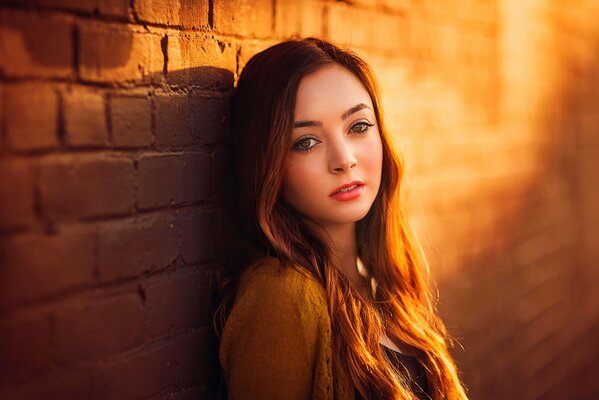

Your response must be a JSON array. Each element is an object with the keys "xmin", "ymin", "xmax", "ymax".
[
  {"xmin": 409, "ymin": 14, "xmax": 435, "ymax": 59},
  {"xmin": 36, "ymin": 0, "xmax": 130, "ymax": 18},
  {"xmin": 149, "ymin": 387, "xmax": 211, "ymax": 400},
  {"xmin": 0, "ymin": 314, "xmax": 52, "ymax": 385},
  {"xmin": 212, "ymin": 149, "xmax": 234, "ymax": 202},
  {"xmin": 178, "ymin": 208, "xmax": 214, "ymax": 263},
  {"xmin": 189, "ymin": 95, "xmax": 230, "ymax": 145},
  {"xmin": 327, "ymin": 6, "xmax": 407, "ymax": 53},
  {"xmin": 326, "ymin": 4, "xmax": 370, "ymax": 49},
  {"xmin": 166, "ymin": 34, "xmax": 236, "ymax": 87},
  {"xmin": 579, "ymin": 106, "xmax": 599, "ymax": 146},
  {"xmin": 0, "ymin": 228, "xmax": 95, "ymax": 309},
  {"xmin": 171, "ymin": 328, "xmax": 213, "ymax": 386},
  {"xmin": 63, "ymin": 88, "xmax": 109, "ymax": 147},
  {"xmin": 380, "ymin": 0, "xmax": 411, "ymax": 12},
  {"xmin": 579, "ymin": 144, "xmax": 599, "ymax": 202},
  {"xmin": 135, "ymin": 0, "xmax": 209, "ymax": 27},
  {"xmin": 4, "ymin": 83, "xmax": 59, "ymax": 151},
  {"xmin": 154, "ymin": 94, "xmax": 191, "ymax": 147},
  {"xmin": 209, "ymin": 209, "xmax": 233, "ymax": 261},
  {"xmin": 143, "ymin": 269, "xmax": 212, "ymax": 337},
  {"xmin": 39, "ymin": 155, "xmax": 135, "ymax": 221},
  {"xmin": 274, "ymin": 0, "xmax": 324, "ymax": 39},
  {"xmin": 79, "ymin": 22, "xmax": 163, "ymax": 83},
  {"xmin": 91, "ymin": 0, "xmax": 131, "ymax": 17},
  {"xmin": 0, "ymin": 10, "xmax": 73, "ymax": 78},
  {"xmin": 137, "ymin": 153, "xmax": 211, "ymax": 209},
  {"xmin": 0, "ymin": 367, "xmax": 92, "ymax": 400},
  {"xmin": 109, "ymin": 94, "xmax": 153, "ymax": 147},
  {"xmin": 213, "ymin": 0, "xmax": 273, "ymax": 38},
  {"xmin": 375, "ymin": 13, "xmax": 409, "ymax": 53},
  {"xmin": 236, "ymin": 39, "xmax": 279, "ymax": 75},
  {"xmin": 97, "ymin": 213, "xmax": 178, "ymax": 282},
  {"xmin": 154, "ymin": 94, "xmax": 230, "ymax": 147},
  {"xmin": 90, "ymin": 340, "xmax": 176, "ymax": 399},
  {"xmin": 52, "ymin": 294, "xmax": 145, "ymax": 364},
  {"xmin": 0, "ymin": 84, "xmax": 3, "ymax": 151},
  {"xmin": 0, "ymin": 159, "xmax": 36, "ymax": 230}
]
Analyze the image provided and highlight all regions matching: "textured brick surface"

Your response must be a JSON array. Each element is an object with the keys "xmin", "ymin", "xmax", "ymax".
[
  {"xmin": 36, "ymin": 0, "xmax": 130, "ymax": 18},
  {"xmin": 0, "ymin": 159, "xmax": 35, "ymax": 230},
  {"xmin": 0, "ymin": 10, "xmax": 73, "ymax": 78},
  {"xmin": 326, "ymin": 5, "xmax": 407, "ymax": 53},
  {"xmin": 79, "ymin": 22, "xmax": 163, "ymax": 82},
  {"xmin": 154, "ymin": 94, "xmax": 192, "ymax": 147},
  {"xmin": 0, "ymin": 84, "xmax": 3, "ymax": 150},
  {"xmin": 137, "ymin": 153, "xmax": 211, "ymax": 209},
  {"xmin": 0, "ymin": 229, "xmax": 95, "ymax": 309},
  {"xmin": 97, "ymin": 213, "xmax": 178, "ymax": 282},
  {"xmin": 144, "ymin": 269, "xmax": 212, "ymax": 337},
  {"xmin": 135, "ymin": 0, "xmax": 209, "ymax": 27},
  {"xmin": 89, "ymin": 341, "xmax": 176, "ymax": 399},
  {"xmin": 0, "ymin": 314, "xmax": 52, "ymax": 385},
  {"xmin": 213, "ymin": 0, "xmax": 273, "ymax": 38},
  {"xmin": 178, "ymin": 208, "xmax": 213, "ymax": 264},
  {"xmin": 1, "ymin": 1, "xmax": 598, "ymax": 399},
  {"xmin": 63, "ymin": 88, "xmax": 109, "ymax": 147},
  {"xmin": 39, "ymin": 155, "xmax": 135, "ymax": 221},
  {"xmin": 4, "ymin": 83, "xmax": 59, "ymax": 151},
  {"xmin": 166, "ymin": 34, "xmax": 236, "ymax": 87},
  {"xmin": 274, "ymin": 0, "xmax": 324, "ymax": 39},
  {"xmin": 171, "ymin": 328, "xmax": 215, "ymax": 386},
  {"xmin": 109, "ymin": 94, "xmax": 153, "ymax": 147},
  {"xmin": 51, "ymin": 294, "xmax": 145, "ymax": 364},
  {"xmin": 155, "ymin": 93, "xmax": 230, "ymax": 147},
  {"xmin": 212, "ymin": 149, "xmax": 234, "ymax": 203}
]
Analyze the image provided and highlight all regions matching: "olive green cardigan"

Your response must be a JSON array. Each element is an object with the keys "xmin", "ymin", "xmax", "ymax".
[{"xmin": 219, "ymin": 256, "xmax": 356, "ymax": 400}]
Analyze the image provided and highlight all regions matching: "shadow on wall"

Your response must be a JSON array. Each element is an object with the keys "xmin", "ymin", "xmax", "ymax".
[
  {"xmin": 3, "ymin": 4, "xmax": 598, "ymax": 400},
  {"xmin": 0, "ymin": 9, "xmax": 237, "ymax": 399},
  {"xmin": 437, "ymin": 30, "xmax": 599, "ymax": 400}
]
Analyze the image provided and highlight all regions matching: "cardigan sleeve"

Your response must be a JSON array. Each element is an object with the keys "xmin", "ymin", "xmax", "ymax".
[{"xmin": 219, "ymin": 258, "xmax": 330, "ymax": 400}]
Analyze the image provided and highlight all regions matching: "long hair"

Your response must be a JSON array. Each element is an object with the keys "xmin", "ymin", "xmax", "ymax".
[{"xmin": 214, "ymin": 37, "xmax": 468, "ymax": 400}]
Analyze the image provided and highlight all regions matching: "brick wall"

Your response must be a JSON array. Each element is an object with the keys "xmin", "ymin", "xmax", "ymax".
[{"xmin": 0, "ymin": 1, "xmax": 597, "ymax": 400}]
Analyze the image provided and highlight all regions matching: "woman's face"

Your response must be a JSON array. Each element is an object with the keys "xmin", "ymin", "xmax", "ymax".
[{"xmin": 281, "ymin": 63, "xmax": 383, "ymax": 231}]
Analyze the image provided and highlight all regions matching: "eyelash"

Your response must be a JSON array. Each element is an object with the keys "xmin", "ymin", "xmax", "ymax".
[{"xmin": 292, "ymin": 121, "xmax": 376, "ymax": 153}]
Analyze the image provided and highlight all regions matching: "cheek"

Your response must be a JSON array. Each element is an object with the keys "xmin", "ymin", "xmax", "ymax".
[
  {"xmin": 360, "ymin": 136, "xmax": 383, "ymax": 176},
  {"xmin": 282, "ymin": 158, "xmax": 322, "ymax": 199}
]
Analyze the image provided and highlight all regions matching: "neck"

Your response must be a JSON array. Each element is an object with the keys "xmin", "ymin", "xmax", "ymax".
[{"xmin": 307, "ymin": 220, "xmax": 366, "ymax": 293}]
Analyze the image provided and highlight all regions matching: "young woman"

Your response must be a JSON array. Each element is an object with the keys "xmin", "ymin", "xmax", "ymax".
[{"xmin": 213, "ymin": 37, "xmax": 468, "ymax": 400}]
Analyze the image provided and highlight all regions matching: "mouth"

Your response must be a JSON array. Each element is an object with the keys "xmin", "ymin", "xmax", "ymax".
[
  {"xmin": 330, "ymin": 181, "xmax": 365, "ymax": 196},
  {"xmin": 337, "ymin": 183, "xmax": 361, "ymax": 193}
]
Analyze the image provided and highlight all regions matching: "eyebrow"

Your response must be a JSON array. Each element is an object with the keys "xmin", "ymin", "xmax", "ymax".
[{"xmin": 292, "ymin": 103, "xmax": 372, "ymax": 128}]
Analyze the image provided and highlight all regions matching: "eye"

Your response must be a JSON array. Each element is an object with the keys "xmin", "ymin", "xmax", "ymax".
[
  {"xmin": 351, "ymin": 121, "xmax": 375, "ymax": 134},
  {"xmin": 293, "ymin": 136, "xmax": 319, "ymax": 152}
]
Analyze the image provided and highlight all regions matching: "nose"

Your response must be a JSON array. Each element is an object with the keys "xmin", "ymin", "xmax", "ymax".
[{"xmin": 329, "ymin": 138, "xmax": 358, "ymax": 173}]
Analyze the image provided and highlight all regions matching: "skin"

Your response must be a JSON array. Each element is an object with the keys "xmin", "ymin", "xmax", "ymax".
[
  {"xmin": 281, "ymin": 63, "xmax": 407, "ymax": 353},
  {"xmin": 282, "ymin": 63, "xmax": 383, "ymax": 298}
]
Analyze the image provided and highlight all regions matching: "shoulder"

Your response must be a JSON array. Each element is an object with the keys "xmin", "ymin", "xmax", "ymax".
[
  {"xmin": 237, "ymin": 255, "xmax": 326, "ymax": 307},
  {"xmin": 219, "ymin": 256, "xmax": 335, "ymax": 399},
  {"xmin": 220, "ymin": 256, "xmax": 329, "ymax": 347}
]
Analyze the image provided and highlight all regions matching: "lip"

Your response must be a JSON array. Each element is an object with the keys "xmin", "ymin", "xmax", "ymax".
[
  {"xmin": 329, "ymin": 181, "xmax": 364, "ymax": 196},
  {"xmin": 329, "ymin": 181, "xmax": 365, "ymax": 201}
]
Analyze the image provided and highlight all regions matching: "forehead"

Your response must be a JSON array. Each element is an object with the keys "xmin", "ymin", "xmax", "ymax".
[{"xmin": 294, "ymin": 64, "xmax": 373, "ymax": 118}]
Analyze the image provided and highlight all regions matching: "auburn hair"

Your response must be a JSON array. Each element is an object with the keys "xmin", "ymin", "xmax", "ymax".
[{"xmin": 214, "ymin": 37, "xmax": 468, "ymax": 400}]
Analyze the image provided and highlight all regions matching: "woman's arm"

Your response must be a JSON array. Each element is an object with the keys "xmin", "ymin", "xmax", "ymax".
[{"xmin": 219, "ymin": 263, "xmax": 328, "ymax": 400}]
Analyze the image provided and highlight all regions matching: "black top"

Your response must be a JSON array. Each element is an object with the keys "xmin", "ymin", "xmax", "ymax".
[{"xmin": 354, "ymin": 345, "xmax": 432, "ymax": 400}]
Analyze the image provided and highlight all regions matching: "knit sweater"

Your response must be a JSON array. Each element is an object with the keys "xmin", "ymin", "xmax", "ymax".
[{"xmin": 219, "ymin": 255, "xmax": 356, "ymax": 400}]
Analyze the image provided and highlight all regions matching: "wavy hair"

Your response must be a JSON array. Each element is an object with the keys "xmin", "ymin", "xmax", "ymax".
[{"xmin": 214, "ymin": 37, "xmax": 468, "ymax": 400}]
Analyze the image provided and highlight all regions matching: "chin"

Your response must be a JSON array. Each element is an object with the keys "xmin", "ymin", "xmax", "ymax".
[{"xmin": 322, "ymin": 205, "xmax": 373, "ymax": 224}]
